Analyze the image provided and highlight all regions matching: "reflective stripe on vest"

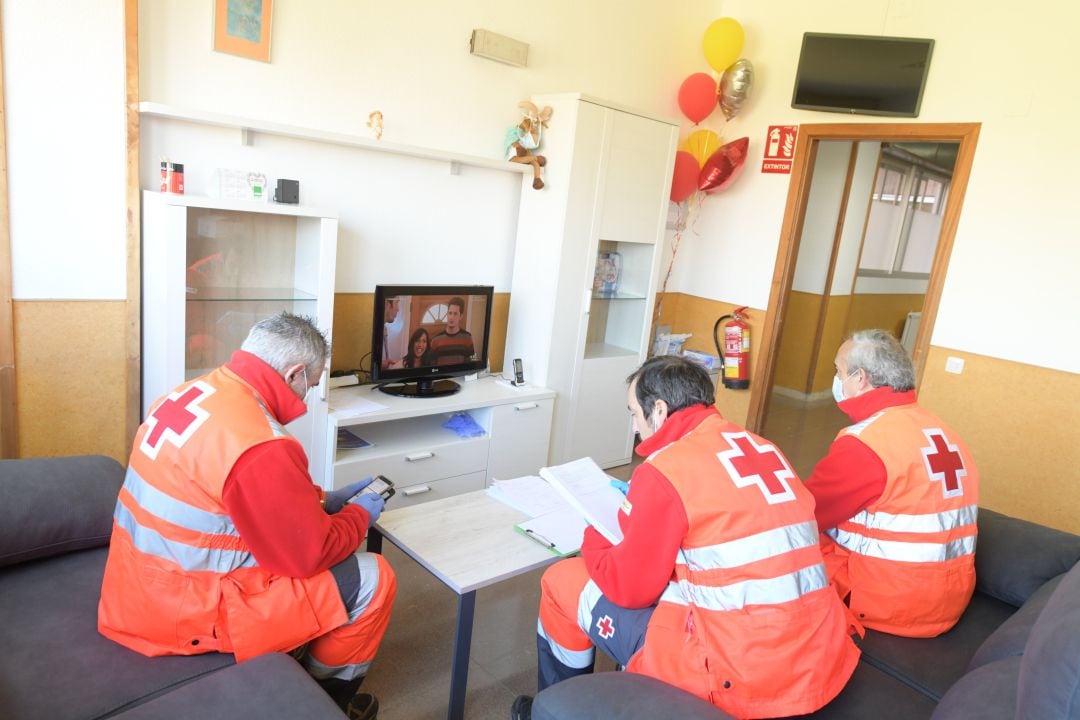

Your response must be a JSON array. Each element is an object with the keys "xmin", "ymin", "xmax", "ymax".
[
  {"xmin": 115, "ymin": 464, "xmax": 256, "ymax": 572},
  {"xmin": 661, "ymin": 562, "xmax": 829, "ymax": 611},
  {"xmin": 678, "ymin": 520, "xmax": 820, "ymax": 570},
  {"xmin": 825, "ymin": 526, "xmax": 975, "ymax": 563},
  {"xmin": 847, "ymin": 505, "xmax": 978, "ymax": 534}
]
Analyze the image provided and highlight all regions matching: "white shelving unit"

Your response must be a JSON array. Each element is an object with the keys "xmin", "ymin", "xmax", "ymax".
[
  {"xmin": 141, "ymin": 191, "xmax": 339, "ymax": 482},
  {"xmin": 326, "ymin": 378, "xmax": 555, "ymax": 503},
  {"xmin": 503, "ymin": 94, "xmax": 678, "ymax": 468},
  {"xmin": 139, "ymin": 102, "xmax": 532, "ymax": 176}
]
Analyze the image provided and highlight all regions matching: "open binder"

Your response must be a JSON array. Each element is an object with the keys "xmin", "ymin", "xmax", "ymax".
[{"xmin": 489, "ymin": 457, "xmax": 625, "ymax": 557}]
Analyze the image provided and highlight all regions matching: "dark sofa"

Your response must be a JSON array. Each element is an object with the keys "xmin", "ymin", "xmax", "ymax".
[
  {"xmin": 0, "ymin": 455, "xmax": 344, "ymax": 720},
  {"xmin": 532, "ymin": 509, "xmax": 1080, "ymax": 720}
]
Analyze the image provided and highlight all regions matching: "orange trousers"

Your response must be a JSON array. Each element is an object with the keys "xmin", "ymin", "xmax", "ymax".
[{"xmin": 301, "ymin": 552, "xmax": 397, "ymax": 681}]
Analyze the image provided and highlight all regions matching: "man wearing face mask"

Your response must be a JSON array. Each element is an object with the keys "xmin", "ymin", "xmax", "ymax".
[
  {"xmin": 99, "ymin": 313, "xmax": 394, "ymax": 720},
  {"xmin": 806, "ymin": 329, "xmax": 979, "ymax": 638},
  {"xmin": 512, "ymin": 355, "xmax": 860, "ymax": 720}
]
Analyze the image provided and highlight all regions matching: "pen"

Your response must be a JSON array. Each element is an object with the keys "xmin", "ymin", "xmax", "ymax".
[{"xmin": 525, "ymin": 528, "xmax": 556, "ymax": 549}]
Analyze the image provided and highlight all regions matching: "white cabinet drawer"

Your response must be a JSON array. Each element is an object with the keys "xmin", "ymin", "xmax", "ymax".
[
  {"xmin": 488, "ymin": 398, "xmax": 554, "ymax": 482},
  {"xmin": 389, "ymin": 471, "xmax": 487, "ymax": 509},
  {"xmin": 334, "ymin": 435, "xmax": 489, "ymax": 489}
]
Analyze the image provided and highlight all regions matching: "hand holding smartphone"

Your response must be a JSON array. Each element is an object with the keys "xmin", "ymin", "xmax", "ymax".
[{"xmin": 348, "ymin": 475, "xmax": 395, "ymax": 503}]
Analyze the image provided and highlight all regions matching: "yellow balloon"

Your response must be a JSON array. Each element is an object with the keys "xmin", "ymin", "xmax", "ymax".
[
  {"xmin": 703, "ymin": 18, "xmax": 745, "ymax": 73},
  {"xmin": 681, "ymin": 130, "xmax": 722, "ymax": 168}
]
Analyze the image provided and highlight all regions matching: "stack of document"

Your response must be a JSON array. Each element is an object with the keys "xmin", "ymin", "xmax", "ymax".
[{"xmin": 487, "ymin": 458, "xmax": 625, "ymax": 556}]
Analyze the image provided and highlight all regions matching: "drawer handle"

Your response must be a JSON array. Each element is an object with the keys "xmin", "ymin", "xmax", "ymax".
[
  {"xmin": 514, "ymin": 402, "xmax": 539, "ymax": 411},
  {"xmin": 402, "ymin": 485, "xmax": 431, "ymax": 497},
  {"xmin": 405, "ymin": 451, "xmax": 435, "ymax": 462}
]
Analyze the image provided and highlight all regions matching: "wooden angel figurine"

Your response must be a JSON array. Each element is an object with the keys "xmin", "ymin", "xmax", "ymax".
[{"xmin": 504, "ymin": 100, "xmax": 553, "ymax": 189}]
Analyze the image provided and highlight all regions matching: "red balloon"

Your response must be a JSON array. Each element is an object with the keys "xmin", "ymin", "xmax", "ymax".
[
  {"xmin": 678, "ymin": 73, "xmax": 718, "ymax": 124},
  {"xmin": 698, "ymin": 137, "xmax": 749, "ymax": 193},
  {"xmin": 670, "ymin": 151, "xmax": 699, "ymax": 202}
]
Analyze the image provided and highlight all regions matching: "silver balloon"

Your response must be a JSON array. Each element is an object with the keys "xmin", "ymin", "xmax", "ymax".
[{"xmin": 718, "ymin": 59, "xmax": 754, "ymax": 120}]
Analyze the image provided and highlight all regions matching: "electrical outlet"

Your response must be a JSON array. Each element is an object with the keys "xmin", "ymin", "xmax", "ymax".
[
  {"xmin": 945, "ymin": 357, "xmax": 965, "ymax": 374},
  {"xmin": 470, "ymin": 29, "xmax": 529, "ymax": 67}
]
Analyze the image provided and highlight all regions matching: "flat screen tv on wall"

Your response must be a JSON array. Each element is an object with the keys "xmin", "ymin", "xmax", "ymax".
[{"xmin": 791, "ymin": 33, "xmax": 934, "ymax": 118}]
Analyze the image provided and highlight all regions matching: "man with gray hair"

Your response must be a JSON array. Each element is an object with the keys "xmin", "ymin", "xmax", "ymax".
[
  {"xmin": 99, "ymin": 312, "xmax": 394, "ymax": 720},
  {"xmin": 807, "ymin": 329, "xmax": 979, "ymax": 638}
]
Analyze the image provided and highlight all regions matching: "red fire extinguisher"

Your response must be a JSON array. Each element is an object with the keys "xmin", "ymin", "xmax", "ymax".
[{"xmin": 713, "ymin": 307, "xmax": 750, "ymax": 389}]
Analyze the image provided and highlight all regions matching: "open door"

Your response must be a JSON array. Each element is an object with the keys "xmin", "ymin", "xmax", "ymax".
[{"xmin": 748, "ymin": 123, "xmax": 980, "ymax": 441}]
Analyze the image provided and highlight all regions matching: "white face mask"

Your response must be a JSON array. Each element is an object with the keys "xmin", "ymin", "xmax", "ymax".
[
  {"xmin": 832, "ymin": 374, "xmax": 846, "ymax": 404},
  {"xmin": 833, "ymin": 369, "xmax": 857, "ymax": 404},
  {"xmin": 291, "ymin": 367, "xmax": 310, "ymax": 402}
]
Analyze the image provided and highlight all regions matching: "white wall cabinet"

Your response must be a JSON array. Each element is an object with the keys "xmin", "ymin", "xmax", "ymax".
[
  {"xmin": 141, "ymin": 191, "xmax": 338, "ymax": 482},
  {"xmin": 503, "ymin": 95, "xmax": 678, "ymax": 468},
  {"xmin": 327, "ymin": 378, "xmax": 554, "ymax": 502}
]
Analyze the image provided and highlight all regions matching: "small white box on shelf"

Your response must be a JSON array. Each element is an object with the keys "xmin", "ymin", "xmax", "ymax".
[{"xmin": 212, "ymin": 168, "xmax": 269, "ymax": 201}]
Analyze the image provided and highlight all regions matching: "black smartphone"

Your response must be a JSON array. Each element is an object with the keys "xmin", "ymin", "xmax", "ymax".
[
  {"xmin": 348, "ymin": 475, "xmax": 396, "ymax": 503},
  {"xmin": 513, "ymin": 358, "xmax": 525, "ymax": 385}
]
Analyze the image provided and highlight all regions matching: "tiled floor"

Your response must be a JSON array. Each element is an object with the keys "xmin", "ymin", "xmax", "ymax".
[
  {"xmin": 362, "ymin": 393, "xmax": 839, "ymax": 719},
  {"xmin": 363, "ymin": 462, "xmax": 631, "ymax": 720},
  {"xmin": 761, "ymin": 392, "xmax": 849, "ymax": 479}
]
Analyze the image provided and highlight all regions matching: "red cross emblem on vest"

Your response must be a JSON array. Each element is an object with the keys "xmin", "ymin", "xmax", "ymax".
[
  {"xmin": 921, "ymin": 428, "xmax": 966, "ymax": 499},
  {"xmin": 716, "ymin": 431, "xmax": 797, "ymax": 504},
  {"xmin": 596, "ymin": 615, "xmax": 615, "ymax": 640},
  {"xmin": 140, "ymin": 382, "xmax": 215, "ymax": 460}
]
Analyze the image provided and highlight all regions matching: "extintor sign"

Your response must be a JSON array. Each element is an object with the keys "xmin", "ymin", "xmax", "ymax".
[{"xmin": 761, "ymin": 125, "xmax": 798, "ymax": 174}]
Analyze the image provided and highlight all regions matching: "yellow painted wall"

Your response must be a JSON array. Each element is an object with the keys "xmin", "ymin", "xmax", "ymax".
[
  {"xmin": 810, "ymin": 295, "xmax": 853, "ymax": 394},
  {"xmin": 654, "ymin": 292, "xmax": 764, "ymax": 428},
  {"xmin": 772, "ymin": 291, "xmax": 821, "ymax": 394},
  {"xmin": 919, "ymin": 346, "xmax": 1080, "ymax": 535},
  {"xmin": 14, "ymin": 301, "xmax": 130, "ymax": 463},
  {"xmin": 331, "ymin": 292, "xmax": 509, "ymax": 377},
  {"xmin": 845, "ymin": 293, "xmax": 926, "ymax": 342}
]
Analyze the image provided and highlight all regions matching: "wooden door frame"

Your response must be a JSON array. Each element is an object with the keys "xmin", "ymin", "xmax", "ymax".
[
  {"xmin": 125, "ymin": 0, "xmax": 140, "ymax": 451},
  {"xmin": 747, "ymin": 122, "xmax": 981, "ymax": 433},
  {"xmin": 0, "ymin": 2, "xmax": 15, "ymax": 457}
]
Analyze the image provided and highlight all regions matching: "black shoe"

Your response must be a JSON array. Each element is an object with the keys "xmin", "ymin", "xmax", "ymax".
[
  {"xmin": 510, "ymin": 694, "xmax": 533, "ymax": 720},
  {"xmin": 346, "ymin": 692, "xmax": 379, "ymax": 720}
]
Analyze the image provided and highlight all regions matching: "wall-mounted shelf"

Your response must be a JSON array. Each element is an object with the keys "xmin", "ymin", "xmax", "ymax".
[{"xmin": 139, "ymin": 102, "xmax": 532, "ymax": 176}]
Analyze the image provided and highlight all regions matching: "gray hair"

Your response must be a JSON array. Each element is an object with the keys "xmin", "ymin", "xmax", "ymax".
[
  {"xmin": 240, "ymin": 312, "xmax": 329, "ymax": 377},
  {"xmin": 627, "ymin": 355, "xmax": 715, "ymax": 415},
  {"xmin": 845, "ymin": 329, "xmax": 915, "ymax": 392}
]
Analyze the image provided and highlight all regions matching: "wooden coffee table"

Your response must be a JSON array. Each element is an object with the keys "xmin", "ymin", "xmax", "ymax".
[{"xmin": 367, "ymin": 489, "xmax": 562, "ymax": 720}]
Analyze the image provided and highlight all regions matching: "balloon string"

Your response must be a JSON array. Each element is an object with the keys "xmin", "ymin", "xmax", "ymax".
[{"xmin": 652, "ymin": 195, "xmax": 698, "ymax": 339}]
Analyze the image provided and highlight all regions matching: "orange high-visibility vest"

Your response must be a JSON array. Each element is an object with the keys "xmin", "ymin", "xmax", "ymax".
[
  {"xmin": 822, "ymin": 402, "xmax": 979, "ymax": 637},
  {"xmin": 98, "ymin": 366, "xmax": 347, "ymax": 661},
  {"xmin": 629, "ymin": 414, "xmax": 860, "ymax": 719}
]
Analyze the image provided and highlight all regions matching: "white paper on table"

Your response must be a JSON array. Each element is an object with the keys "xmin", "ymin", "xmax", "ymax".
[
  {"xmin": 539, "ymin": 457, "xmax": 625, "ymax": 545},
  {"xmin": 487, "ymin": 475, "xmax": 572, "ymax": 519},
  {"xmin": 330, "ymin": 394, "xmax": 388, "ymax": 415}
]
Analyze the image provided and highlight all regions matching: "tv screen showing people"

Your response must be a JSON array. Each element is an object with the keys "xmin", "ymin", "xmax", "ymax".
[{"xmin": 371, "ymin": 286, "xmax": 492, "ymax": 397}]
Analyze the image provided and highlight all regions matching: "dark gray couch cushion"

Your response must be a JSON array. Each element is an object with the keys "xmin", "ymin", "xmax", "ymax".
[
  {"xmin": 795, "ymin": 662, "xmax": 939, "ymax": 720},
  {"xmin": 533, "ymin": 672, "xmax": 733, "ymax": 720},
  {"xmin": 967, "ymin": 572, "xmax": 1065, "ymax": 671},
  {"xmin": 0, "ymin": 455, "xmax": 124, "ymax": 567},
  {"xmin": 0, "ymin": 547, "xmax": 234, "ymax": 720},
  {"xmin": 929, "ymin": 656, "xmax": 1020, "ymax": 720},
  {"xmin": 1015, "ymin": 562, "xmax": 1080, "ymax": 720},
  {"xmin": 110, "ymin": 653, "xmax": 343, "ymax": 720},
  {"xmin": 975, "ymin": 509, "xmax": 1080, "ymax": 607},
  {"xmin": 858, "ymin": 591, "xmax": 1017, "ymax": 702}
]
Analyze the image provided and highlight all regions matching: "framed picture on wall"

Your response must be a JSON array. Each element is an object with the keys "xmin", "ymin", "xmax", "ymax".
[{"xmin": 213, "ymin": 0, "xmax": 273, "ymax": 62}]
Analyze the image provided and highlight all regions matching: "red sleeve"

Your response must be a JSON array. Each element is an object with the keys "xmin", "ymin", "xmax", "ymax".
[
  {"xmin": 805, "ymin": 435, "xmax": 888, "ymax": 532},
  {"xmin": 222, "ymin": 440, "xmax": 368, "ymax": 578},
  {"xmin": 581, "ymin": 463, "xmax": 688, "ymax": 609}
]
